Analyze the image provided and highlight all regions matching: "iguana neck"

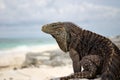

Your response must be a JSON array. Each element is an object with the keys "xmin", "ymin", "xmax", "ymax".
[
  {"xmin": 53, "ymin": 24, "xmax": 83, "ymax": 52},
  {"xmin": 52, "ymin": 29, "xmax": 69, "ymax": 52}
]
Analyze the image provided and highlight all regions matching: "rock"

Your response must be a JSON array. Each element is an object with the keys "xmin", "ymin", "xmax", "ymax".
[
  {"xmin": 110, "ymin": 35, "xmax": 120, "ymax": 48},
  {"xmin": 22, "ymin": 50, "xmax": 71, "ymax": 68},
  {"xmin": 51, "ymin": 77, "xmax": 101, "ymax": 80},
  {"xmin": 0, "ymin": 53, "xmax": 26, "ymax": 71}
]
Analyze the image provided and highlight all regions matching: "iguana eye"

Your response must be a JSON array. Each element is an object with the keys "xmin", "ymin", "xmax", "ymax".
[
  {"xmin": 55, "ymin": 31, "xmax": 60, "ymax": 35},
  {"xmin": 55, "ymin": 32, "xmax": 60, "ymax": 35},
  {"xmin": 52, "ymin": 24, "xmax": 57, "ymax": 27}
]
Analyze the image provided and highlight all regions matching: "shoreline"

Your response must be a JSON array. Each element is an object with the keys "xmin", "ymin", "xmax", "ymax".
[
  {"xmin": 0, "ymin": 44, "xmax": 60, "ymax": 70},
  {"xmin": 0, "ymin": 43, "xmax": 101, "ymax": 80},
  {"xmin": 0, "ymin": 44, "xmax": 74, "ymax": 80},
  {"xmin": 0, "ymin": 36, "xmax": 119, "ymax": 80},
  {"xmin": 0, "ymin": 44, "xmax": 59, "ymax": 54}
]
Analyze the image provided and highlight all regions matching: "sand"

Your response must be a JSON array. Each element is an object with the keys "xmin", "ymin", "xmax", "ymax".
[
  {"xmin": 0, "ymin": 65, "xmax": 73, "ymax": 80},
  {"xmin": 0, "ymin": 44, "xmax": 101, "ymax": 80}
]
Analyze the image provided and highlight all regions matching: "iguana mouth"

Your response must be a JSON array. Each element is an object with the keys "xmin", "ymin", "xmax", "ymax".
[
  {"xmin": 42, "ymin": 25, "xmax": 51, "ymax": 34},
  {"xmin": 42, "ymin": 25, "xmax": 57, "ymax": 35}
]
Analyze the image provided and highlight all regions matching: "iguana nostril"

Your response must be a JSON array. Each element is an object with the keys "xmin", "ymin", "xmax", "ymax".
[{"xmin": 42, "ymin": 26, "xmax": 46, "ymax": 32}]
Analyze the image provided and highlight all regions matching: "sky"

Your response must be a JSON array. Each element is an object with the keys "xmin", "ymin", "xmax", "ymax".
[{"xmin": 0, "ymin": 0, "xmax": 120, "ymax": 38}]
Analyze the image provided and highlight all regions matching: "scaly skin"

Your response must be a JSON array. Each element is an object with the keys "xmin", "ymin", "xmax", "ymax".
[{"xmin": 42, "ymin": 22, "xmax": 120, "ymax": 80}]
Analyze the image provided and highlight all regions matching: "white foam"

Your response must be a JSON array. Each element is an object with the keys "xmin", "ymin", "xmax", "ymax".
[
  {"xmin": 0, "ymin": 44, "xmax": 59, "ymax": 55},
  {"xmin": 0, "ymin": 44, "xmax": 59, "ymax": 69}
]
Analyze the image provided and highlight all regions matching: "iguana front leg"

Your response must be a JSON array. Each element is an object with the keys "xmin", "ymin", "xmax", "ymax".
[
  {"xmin": 51, "ymin": 49, "xmax": 81, "ymax": 80},
  {"xmin": 69, "ymin": 49, "xmax": 81, "ymax": 73},
  {"xmin": 59, "ymin": 55, "xmax": 101, "ymax": 80}
]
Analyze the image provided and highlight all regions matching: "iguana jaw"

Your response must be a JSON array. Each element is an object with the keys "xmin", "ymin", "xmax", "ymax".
[
  {"xmin": 42, "ymin": 24, "xmax": 69, "ymax": 52},
  {"xmin": 42, "ymin": 25, "xmax": 54, "ymax": 34}
]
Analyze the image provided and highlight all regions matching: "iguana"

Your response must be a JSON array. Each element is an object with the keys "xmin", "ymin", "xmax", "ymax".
[{"xmin": 41, "ymin": 22, "xmax": 120, "ymax": 80}]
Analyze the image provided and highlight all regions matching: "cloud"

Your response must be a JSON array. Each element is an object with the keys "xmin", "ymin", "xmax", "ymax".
[
  {"xmin": 0, "ymin": 0, "xmax": 120, "ymax": 37},
  {"xmin": 0, "ymin": 0, "xmax": 6, "ymax": 10},
  {"xmin": 0, "ymin": 0, "xmax": 120, "ymax": 24}
]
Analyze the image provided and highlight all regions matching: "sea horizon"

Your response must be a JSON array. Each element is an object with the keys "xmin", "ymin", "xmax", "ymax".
[{"xmin": 0, "ymin": 37, "xmax": 56, "ymax": 50}]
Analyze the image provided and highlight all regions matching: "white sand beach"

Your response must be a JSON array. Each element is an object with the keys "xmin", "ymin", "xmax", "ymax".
[
  {"xmin": 0, "ymin": 65, "xmax": 73, "ymax": 80},
  {"xmin": 0, "ymin": 44, "xmax": 75, "ymax": 80},
  {"xmin": 0, "ymin": 44, "xmax": 102, "ymax": 80}
]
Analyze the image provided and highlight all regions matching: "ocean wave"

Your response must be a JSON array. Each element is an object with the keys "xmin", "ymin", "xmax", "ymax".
[{"xmin": 0, "ymin": 44, "xmax": 58, "ymax": 55}]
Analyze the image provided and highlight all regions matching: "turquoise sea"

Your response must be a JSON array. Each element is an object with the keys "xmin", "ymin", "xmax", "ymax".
[{"xmin": 0, "ymin": 38, "xmax": 56, "ymax": 50}]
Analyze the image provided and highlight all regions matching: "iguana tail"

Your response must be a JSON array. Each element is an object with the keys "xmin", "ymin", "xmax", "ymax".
[{"xmin": 101, "ymin": 52, "xmax": 120, "ymax": 80}]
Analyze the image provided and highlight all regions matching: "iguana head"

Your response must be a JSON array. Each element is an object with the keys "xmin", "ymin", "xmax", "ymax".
[
  {"xmin": 42, "ymin": 22, "xmax": 69, "ymax": 52},
  {"xmin": 42, "ymin": 22, "xmax": 82, "ymax": 52}
]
